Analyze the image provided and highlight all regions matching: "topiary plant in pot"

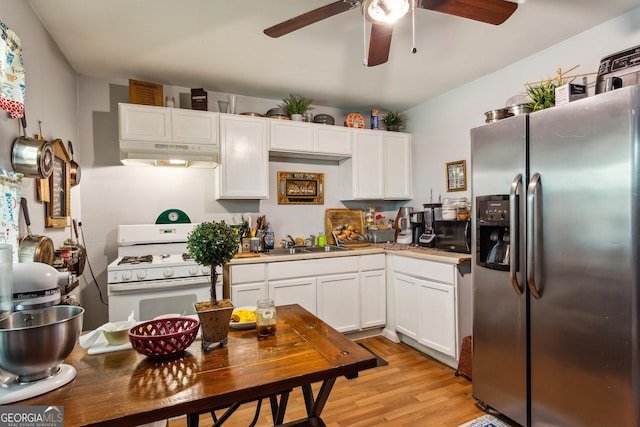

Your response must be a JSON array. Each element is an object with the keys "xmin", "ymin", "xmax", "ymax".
[{"xmin": 187, "ymin": 221, "xmax": 239, "ymax": 349}]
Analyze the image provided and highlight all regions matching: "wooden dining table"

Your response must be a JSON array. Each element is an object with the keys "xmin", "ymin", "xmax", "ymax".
[{"xmin": 15, "ymin": 304, "xmax": 378, "ymax": 426}]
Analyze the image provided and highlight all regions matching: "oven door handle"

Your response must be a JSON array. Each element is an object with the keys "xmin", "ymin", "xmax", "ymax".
[{"xmin": 108, "ymin": 277, "xmax": 210, "ymax": 293}]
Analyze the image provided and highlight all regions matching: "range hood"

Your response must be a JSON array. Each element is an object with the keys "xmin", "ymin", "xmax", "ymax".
[{"xmin": 119, "ymin": 140, "xmax": 218, "ymax": 168}]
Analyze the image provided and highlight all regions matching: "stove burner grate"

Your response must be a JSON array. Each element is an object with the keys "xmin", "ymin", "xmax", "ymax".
[{"xmin": 118, "ymin": 255, "xmax": 153, "ymax": 265}]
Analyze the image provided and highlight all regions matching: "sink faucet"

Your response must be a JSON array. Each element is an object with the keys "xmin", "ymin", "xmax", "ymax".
[
  {"xmin": 286, "ymin": 235, "xmax": 297, "ymax": 248},
  {"xmin": 305, "ymin": 234, "xmax": 316, "ymax": 247}
]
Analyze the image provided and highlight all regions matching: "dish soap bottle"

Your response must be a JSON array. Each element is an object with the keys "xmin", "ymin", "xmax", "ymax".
[{"xmin": 317, "ymin": 232, "xmax": 326, "ymax": 247}]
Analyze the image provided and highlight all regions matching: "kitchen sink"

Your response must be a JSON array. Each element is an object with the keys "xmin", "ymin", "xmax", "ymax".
[
  {"xmin": 304, "ymin": 245, "xmax": 351, "ymax": 253},
  {"xmin": 265, "ymin": 247, "xmax": 309, "ymax": 256},
  {"xmin": 265, "ymin": 246, "xmax": 352, "ymax": 256}
]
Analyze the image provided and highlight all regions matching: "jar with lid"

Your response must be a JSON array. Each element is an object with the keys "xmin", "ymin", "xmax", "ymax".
[{"xmin": 256, "ymin": 299, "xmax": 277, "ymax": 337}]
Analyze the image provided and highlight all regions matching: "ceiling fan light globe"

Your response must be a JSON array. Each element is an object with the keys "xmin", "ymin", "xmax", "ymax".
[{"xmin": 363, "ymin": 0, "xmax": 410, "ymax": 25}]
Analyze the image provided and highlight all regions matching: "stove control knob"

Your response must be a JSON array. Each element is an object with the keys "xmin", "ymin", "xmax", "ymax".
[
  {"xmin": 122, "ymin": 271, "xmax": 133, "ymax": 281},
  {"xmin": 163, "ymin": 268, "xmax": 174, "ymax": 278},
  {"xmin": 189, "ymin": 266, "xmax": 199, "ymax": 275},
  {"xmin": 202, "ymin": 266, "xmax": 211, "ymax": 275},
  {"xmin": 137, "ymin": 270, "xmax": 147, "ymax": 280}
]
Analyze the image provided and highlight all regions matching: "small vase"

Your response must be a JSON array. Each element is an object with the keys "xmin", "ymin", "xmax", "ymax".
[
  {"xmin": 291, "ymin": 114, "xmax": 303, "ymax": 121},
  {"xmin": 193, "ymin": 299, "xmax": 234, "ymax": 350}
]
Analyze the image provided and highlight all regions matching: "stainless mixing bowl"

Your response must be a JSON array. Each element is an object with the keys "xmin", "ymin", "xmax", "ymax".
[{"xmin": 0, "ymin": 305, "xmax": 84, "ymax": 382}]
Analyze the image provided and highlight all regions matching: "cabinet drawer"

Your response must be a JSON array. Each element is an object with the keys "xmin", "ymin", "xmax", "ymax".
[
  {"xmin": 268, "ymin": 257, "xmax": 357, "ymax": 280},
  {"xmin": 359, "ymin": 254, "xmax": 385, "ymax": 271},
  {"xmin": 393, "ymin": 256, "xmax": 455, "ymax": 284},
  {"xmin": 230, "ymin": 264, "xmax": 266, "ymax": 284}
]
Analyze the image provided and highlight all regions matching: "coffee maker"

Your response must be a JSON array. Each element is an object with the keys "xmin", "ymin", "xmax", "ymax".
[
  {"xmin": 395, "ymin": 207, "xmax": 413, "ymax": 244},
  {"xmin": 410, "ymin": 211, "xmax": 424, "ymax": 244},
  {"xmin": 419, "ymin": 203, "xmax": 442, "ymax": 247}
]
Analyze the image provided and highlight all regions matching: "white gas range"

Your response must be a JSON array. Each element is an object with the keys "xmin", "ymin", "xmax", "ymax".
[{"xmin": 107, "ymin": 223, "xmax": 221, "ymax": 322}]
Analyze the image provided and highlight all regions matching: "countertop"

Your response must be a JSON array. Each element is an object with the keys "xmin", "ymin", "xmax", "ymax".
[{"xmin": 228, "ymin": 245, "xmax": 471, "ymax": 265}]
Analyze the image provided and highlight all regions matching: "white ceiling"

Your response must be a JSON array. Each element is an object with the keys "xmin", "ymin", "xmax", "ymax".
[{"xmin": 28, "ymin": 0, "xmax": 640, "ymax": 112}]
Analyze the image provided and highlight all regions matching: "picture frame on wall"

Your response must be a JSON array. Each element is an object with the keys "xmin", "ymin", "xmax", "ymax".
[{"xmin": 446, "ymin": 160, "xmax": 467, "ymax": 192}]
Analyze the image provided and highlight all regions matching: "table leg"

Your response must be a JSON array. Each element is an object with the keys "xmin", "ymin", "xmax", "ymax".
[{"xmin": 300, "ymin": 378, "xmax": 337, "ymax": 420}]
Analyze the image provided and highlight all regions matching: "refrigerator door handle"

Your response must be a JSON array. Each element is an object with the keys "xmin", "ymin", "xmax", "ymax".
[
  {"xmin": 509, "ymin": 173, "xmax": 523, "ymax": 295},
  {"xmin": 527, "ymin": 172, "xmax": 542, "ymax": 299}
]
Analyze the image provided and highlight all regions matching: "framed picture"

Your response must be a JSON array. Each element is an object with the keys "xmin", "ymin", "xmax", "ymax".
[
  {"xmin": 277, "ymin": 171, "xmax": 324, "ymax": 205},
  {"xmin": 446, "ymin": 160, "xmax": 467, "ymax": 192},
  {"xmin": 44, "ymin": 139, "xmax": 71, "ymax": 227}
]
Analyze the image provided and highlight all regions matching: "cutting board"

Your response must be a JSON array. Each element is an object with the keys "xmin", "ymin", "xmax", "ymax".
[
  {"xmin": 235, "ymin": 252, "xmax": 261, "ymax": 258},
  {"xmin": 324, "ymin": 208, "xmax": 366, "ymax": 245}
]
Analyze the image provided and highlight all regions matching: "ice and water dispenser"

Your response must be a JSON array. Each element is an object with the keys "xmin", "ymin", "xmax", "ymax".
[{"xmin": 476, "ymin": 195, "xmax": 511, "ymax": 270}]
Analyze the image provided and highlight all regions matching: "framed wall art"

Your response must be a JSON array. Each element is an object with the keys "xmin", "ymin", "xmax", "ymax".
[
  {"xmin": 277, "ymin": 171, "xmax": 324, "ymax": 205},
  {"xmin": 446, "ymin": 160, "xmax": 467, "ymax": 192}
]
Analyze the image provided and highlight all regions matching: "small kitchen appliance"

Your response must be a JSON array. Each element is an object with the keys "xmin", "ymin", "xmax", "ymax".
[
  {"xmin": 595, "ymin": 43, "xmax": 640, "ymax": 94},
  {"xmin": 410, "ymin": 211, "xmax": 424, "ymax": 244},
  {"xmin": 433, "ymin": 219, "xmax": 471, "ymax": 254},
  {"xmin": 418, "ymin": 203, "xmax": 442, "ymax": 247},
  {"xmin": 395, "ymin": 207, "xmax": 413, "ymax": 244},
  {"xmin": 107, "ymin": 223, "xmax": 220, "ymax": 322},
  {"xmin": 0, "ymin": 262, "xmax": 82, "ymax": 405}
]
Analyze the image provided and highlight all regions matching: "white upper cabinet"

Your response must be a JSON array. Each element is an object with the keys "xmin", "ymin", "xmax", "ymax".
[
  {"xmin": 171, "ymin": 108, "xmax": 218, "ymax": 144},
  {"xmin": 268, "ymin": 120, "xmax": 352, "ymax": 160},
  {"xmin": 216, "ymin": 113, "xmax": 269, "ymax": 199},
  {"xmin": 339, "ymin": 129, "xmax": 411, "ymax": 200},
  {"xmin": 119, "ymin": 103, "xmax": 216, "ymax": 145},
  {"xmin": 383, "ymin": 132, "xmax": 412, "ymax": 199}
]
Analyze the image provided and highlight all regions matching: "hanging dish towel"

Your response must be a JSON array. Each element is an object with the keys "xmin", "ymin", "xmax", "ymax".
[{"xmin": 0, "ymin": 18, "xmax": 24, "ymax": 119}]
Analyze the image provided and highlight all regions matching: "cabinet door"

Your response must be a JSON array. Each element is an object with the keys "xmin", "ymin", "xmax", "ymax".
[
  {"xmin": 383, "ymin": 132, "xmax": 412, "ymax": 200},
  {"xmin": 269, "ymin": 120, "xmax": 314, "ymax": 153},
  {"xmin": 171, "ymin": 109, "xmax": 217, "ymax": 144},
  {"xmin": 119, "ymin": 104, "xmax": 171, "ymax": 142},
  {"xmin": 314, "ymin": 125, "xmax": 352, "ymax": 156},
  {"xmin": 269, "ymin": 277, "xmax": 316, "ymax": 315},
  {"xmin": 361, "ymin": 270, "xmax": 386, "ymax": 328},
  {"xmin": 217, "ymin": 114, "xmax": 269, "ymax": 199},
  {"xmin": 231, "ymin": 282, "xmax": 267, "ymax": 307},
  {"xmin": 317, "ymin": 273, "xmax": 359, "ymax": 332},
  {"xmin": 418, "ymin": 280, "xmax": 457, "ymax": 357},
  {"xmin": 394, "ymin": 272, "xmax": 419, "ymax": 340},
  {"xmin": 352, "ymin": 130, "xmax": 384, "ymax": 199}
]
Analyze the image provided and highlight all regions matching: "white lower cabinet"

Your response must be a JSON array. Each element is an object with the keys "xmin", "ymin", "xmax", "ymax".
[
  {"xmin": 317, "ymin": 273, "xmax": 359, "ymax": 332},
  {"xmin": 228, "ymin": 253, "xmax": 387, "ymax": 333},
  {"xmin": 418, "ymin": 279, "xmax": 455, "ymax": 356},
  {"xmin": 391, "ymin": 255, "xmax": 471, "ymax": 366},
  {"xmin": 269, "ymin": 277, "xmax": 317, "ymax": 315},
  {"xmin": 227, "ymin": 264, "xmax": 267, "ymax": 307}
]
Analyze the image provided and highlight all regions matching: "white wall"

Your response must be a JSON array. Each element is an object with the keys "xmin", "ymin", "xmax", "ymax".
[{"xmin": 405, "ymin": 7, "xmax": 640, "ymax": 205}]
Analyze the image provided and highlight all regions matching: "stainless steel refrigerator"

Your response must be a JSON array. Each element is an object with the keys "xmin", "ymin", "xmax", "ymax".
[{"xmin": 470, "ymin": 84, "xmax": 640, "ymax": 426}]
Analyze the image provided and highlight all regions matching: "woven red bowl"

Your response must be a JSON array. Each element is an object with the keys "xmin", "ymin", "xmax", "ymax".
[{"xmin": 128, "ymin": 317, "xmax": 200, "ymax": 359}]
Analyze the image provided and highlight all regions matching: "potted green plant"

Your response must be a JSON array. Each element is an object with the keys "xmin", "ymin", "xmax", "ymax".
[
  {"xmin": 525, "ymin": 80, "xmax": 557, "ymax": 111},
  {"xmin": 381, "ymin": 111, "xmax": 405, "ymax": 131},
  {"xmin": 187, "ymin": 221, "xmax": 239, "ymax": 349},
  {"xmin": 279, "ymin": 93, "xmax": 313, "ymax": 121}
]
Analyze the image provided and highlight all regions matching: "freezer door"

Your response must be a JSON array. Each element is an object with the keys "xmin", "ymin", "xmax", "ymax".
[
  {"xmin": 471, "ymin": 114, "xmax": 527, "ymax": 427},
  {"xmin": 528, "ymin": 85, "xmax": 640, "ymax": 426}
]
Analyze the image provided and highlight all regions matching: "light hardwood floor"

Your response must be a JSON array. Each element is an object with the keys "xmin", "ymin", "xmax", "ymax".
[{"xmin": 168, "ymin": 335, "xmax": 487, "ymax": 427}]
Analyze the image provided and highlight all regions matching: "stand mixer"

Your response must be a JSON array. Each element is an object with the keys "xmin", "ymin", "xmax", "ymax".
[{"xmin": 0, "ymin": 256, "xmax": 83, "ymax": 404}]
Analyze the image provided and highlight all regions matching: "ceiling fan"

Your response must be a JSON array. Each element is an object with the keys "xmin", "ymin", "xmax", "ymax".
[{"xmin": 264, "ymin": 0, "xmax": 518, "ymax": 67}]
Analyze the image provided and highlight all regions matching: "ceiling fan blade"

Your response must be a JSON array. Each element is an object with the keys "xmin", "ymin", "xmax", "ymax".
[
  {"xmin": 416, "ymin": 0, "xmax": 518, "ymax": 25},
  {"xmin": 264, "ymin": 1, "xmax": 359, "ymax": 38},
  {"xmin": 367, "ymin": 23, "xmax": 393, "ymax": 67}
]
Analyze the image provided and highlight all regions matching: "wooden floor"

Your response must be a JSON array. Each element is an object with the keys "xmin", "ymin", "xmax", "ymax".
[{"xmin": 168, "ymin": 335, "xmax": 487, "ymax": 427}]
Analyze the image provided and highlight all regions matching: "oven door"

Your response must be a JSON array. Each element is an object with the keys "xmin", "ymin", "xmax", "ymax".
[{"xmin": 108, "ymin": 277, "xmax": 221, "ymax": 322}]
